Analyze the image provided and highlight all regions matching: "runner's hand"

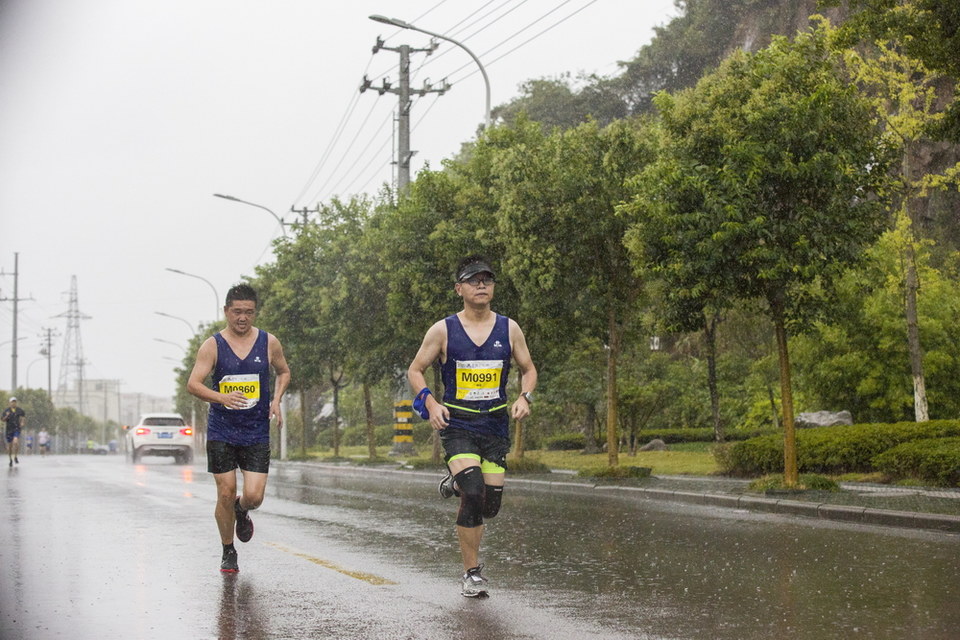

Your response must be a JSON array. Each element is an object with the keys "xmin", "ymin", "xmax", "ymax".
[{"xmin": 221, "ymin": 390, "xmax": 249, "ymax": 410}]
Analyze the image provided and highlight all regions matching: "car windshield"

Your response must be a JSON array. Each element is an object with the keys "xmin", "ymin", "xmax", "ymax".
[{"xmin": 142, "ymin": 417, "xmax": 184, "ymax": 427}]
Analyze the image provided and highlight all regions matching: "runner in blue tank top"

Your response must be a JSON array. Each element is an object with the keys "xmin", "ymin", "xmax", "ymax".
[
  {"xmin": 408, "ymin": 256, "xmax": 538, "ymax": 597},
  {"xmin": 187, "ymin": 284, "xmax": 291, "ymax": 573}
]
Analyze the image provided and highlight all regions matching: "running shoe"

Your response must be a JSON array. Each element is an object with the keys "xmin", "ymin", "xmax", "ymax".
[
  {"xmin": 234, "ymin": 497, "xmax": 254, "ymax": 543},
  {"xmin": 220, "ymin": 547, "xmax": 239, "ymax": 573},
  {"xmin": 438, "ymin": 472, "xmax": 460, "ymax": 499},
  {"xmin": 461, "ymin": 564, "xmax": 489, "ymax": 597}
]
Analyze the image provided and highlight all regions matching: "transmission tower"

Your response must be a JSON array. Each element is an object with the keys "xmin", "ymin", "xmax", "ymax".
[{"xmin": 56, "ymin": 275, "xmax": 91, "ymax": 412}]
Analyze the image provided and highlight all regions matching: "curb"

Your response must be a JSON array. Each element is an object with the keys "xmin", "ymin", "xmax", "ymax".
[
  {"xmin": 508, "ymin": 476, "xmax": 960, "ymax": 534},
  {"xmin": 276, "ymin": 462, "xmax": 960, "ymax": 535}
]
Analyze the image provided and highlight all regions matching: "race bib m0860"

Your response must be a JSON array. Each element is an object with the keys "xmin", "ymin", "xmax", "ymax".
[
  {"xmin": 455, "ymin": 360, "xmax": 504, "ymax": 401},
  {"xmin": 219, "ymin": 373, "xmax": 260, "ymax": 410}
]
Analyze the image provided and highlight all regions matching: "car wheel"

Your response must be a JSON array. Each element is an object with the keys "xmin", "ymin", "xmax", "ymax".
[{"xmin": 131, "ymin": 448, "xmax": 140, "ymax": 463}]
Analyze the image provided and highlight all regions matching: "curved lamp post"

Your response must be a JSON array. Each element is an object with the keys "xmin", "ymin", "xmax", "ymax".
[
  {"xmin": 165, "ymin": 268, "xmax": 220, "ymax": 320},
  {"xmin": 213, "ymin": 193, "xmax": 288, "ymax": 237},
  {"xmin": 155, "ymin": 311, "xmax": 197, "ymax": 336},
  {"xmin": 369, "ymin": 14, "xmax": 491, "ymax": 128}
]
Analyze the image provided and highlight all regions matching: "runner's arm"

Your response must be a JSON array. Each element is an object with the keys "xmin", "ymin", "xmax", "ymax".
[
  {"xmin": 407, "ymin": 321, "xmax": 449, "ymax": 430},
  {"xmin": 509, "ymin": 320, "xmax": 537, "ymax": 421},
  {"xmin": 268, "ymin": 334, "xmax": 291, "ymax": 428}
]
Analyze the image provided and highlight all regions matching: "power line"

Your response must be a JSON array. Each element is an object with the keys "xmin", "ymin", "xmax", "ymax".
[{"xmin": 448, "ymin": 0, "xmax": 589, "ymax": 81}]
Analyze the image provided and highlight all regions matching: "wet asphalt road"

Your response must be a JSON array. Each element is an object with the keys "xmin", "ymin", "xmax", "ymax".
[{"xmin": 1, "ymin": 455, "xmax": 959, "ymax": 640}]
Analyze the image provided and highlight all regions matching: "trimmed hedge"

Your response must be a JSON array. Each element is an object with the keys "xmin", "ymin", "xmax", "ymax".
[
  {"xmin": 544, "ymin": 433, "xmax": 587, "ymax": 450},
  {"xmin": 872, "ymin": 437, "xmax": 960, "ymax": 487},
  {"xmin": 716, "ymin": 420, "xmax": 960, "ymax": 477}
]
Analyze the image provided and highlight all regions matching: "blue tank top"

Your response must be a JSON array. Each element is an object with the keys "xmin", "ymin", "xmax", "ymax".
[
  {"xmin": 441, "ymin": 313, "xmax": 512, "ymax": 438},
  {"xmin": 207, "ymin": 329, "xmax": 271, "ymax": 445}
]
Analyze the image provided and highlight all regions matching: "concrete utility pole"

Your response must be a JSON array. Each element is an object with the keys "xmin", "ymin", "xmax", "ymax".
[
  {"xmin": 40, "ymin": 327, "xmax": 58, "ymax": 399},
  {"xmin": 361, "ymin": 37, "xmax": 449, "ymax": 193},
  {"xmin": 289, "ymin": 205, "xmax": 319, "ymax": 229},
  {"xmin": 1, "ymin": 253, "xmax": 32, "ymax": 391}
]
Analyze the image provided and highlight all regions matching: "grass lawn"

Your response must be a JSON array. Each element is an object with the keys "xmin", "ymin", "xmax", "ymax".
[
  {"xmin": 291, "ymin": 443, "xmax": 720, "ymax": 476},
  {"xmin": 522, "ymin": 448, "xmax": 720, "ymax": 476}
]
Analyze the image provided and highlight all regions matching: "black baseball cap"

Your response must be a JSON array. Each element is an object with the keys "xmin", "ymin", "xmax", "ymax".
[{"xmin": 457, "ymin": 260, "xmax": 496, "ymax": 282}]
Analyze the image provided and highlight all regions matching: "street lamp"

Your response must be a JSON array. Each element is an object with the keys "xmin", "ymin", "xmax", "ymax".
[
  {"xmin": 165, "ymin": 268, "xmax": 220, "ymax": 320},
  {"xmin": 155, "ymin": 311, "xmax": 197, "ymax": 336},
  {"xmin": 154, "ymin": 338, "xmax": 188, "ymax": 354},
  {"xmin": 369, "ymin": 14, "xmax": 491, "ymax": 128},
  {"xmin": 25, "ymin": 357, "xmax": 45, "ymax": 388},
  {"xmin": 213, "ymin": 193, "xmax": 289, "ymax": 237}
]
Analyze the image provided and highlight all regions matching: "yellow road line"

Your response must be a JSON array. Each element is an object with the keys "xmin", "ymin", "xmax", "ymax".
[{"xmin": 265, "ymin": 542, "xmax": 398, "ymax": 585}]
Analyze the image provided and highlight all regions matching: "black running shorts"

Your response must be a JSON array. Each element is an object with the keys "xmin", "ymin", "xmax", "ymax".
[
  {"xmin": 440, "ymin": 427, "xmax": 510, "ymax": 473},
  {"xmin": 207, "ymin": 441, "xmax": 271, "ymax": 474}
]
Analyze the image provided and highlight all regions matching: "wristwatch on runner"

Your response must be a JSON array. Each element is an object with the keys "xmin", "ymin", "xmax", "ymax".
[{"xmin": 520, "ymin": 391, "xmax": 533, "ymax": 405}]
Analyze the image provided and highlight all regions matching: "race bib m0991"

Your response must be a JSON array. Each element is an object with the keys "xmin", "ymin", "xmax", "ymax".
[
  {"xmin": 455, "ymin": 360, "xmax": 504, "ymax": 401},
  {"xmin": 219, "ymin": 373, "xmax": 260, "ymax": 410}
]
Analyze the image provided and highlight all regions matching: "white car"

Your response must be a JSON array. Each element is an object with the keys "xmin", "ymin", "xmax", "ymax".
[{"xmin": 127, "ymin": 412, "xmax": 194, "ymax": 464}]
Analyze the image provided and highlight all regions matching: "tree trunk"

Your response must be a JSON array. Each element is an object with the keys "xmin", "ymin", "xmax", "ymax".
[
  {"xmin": 766, "ymin": 384, "xmax": 780, "ymax": 431},
  {"xmin": 363, "ymin": 381, "xmax": 376, "ymax": 459},
  {"xmin": 512, "ymin": 372, "xmax": 525, "ymax": 459},
  {"xmin": 331, "ymin": 367, "xmax": 342, "ymax": 458},
  {"xmin": 582, "ymin": 402, "xmax": 599, "ymax": 454},
  {"xmin": 299, "ymin": 388, "xmax": 308, "ymax": 457},
  {"xmin": 771, "ymin": 299, "xmax": 798, "ymax": 487},
  {"xmin": 902, "ymin": 145, "xmax": 930, "ymax": 421},
  {"xmin": 904, "ymin": 237, "xmax": 930, "ymax": 422},
  {"xmin": 606, "ymin": 307, "xmax": 621, "ymax": 467},
  {"xmin": 704, "ymin": 313, "xmax": 724, "ymax": 442}
]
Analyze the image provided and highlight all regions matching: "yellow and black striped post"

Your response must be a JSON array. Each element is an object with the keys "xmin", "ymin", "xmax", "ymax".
[{"xmin": 389, "ymin": 399, "xmax": 417, "ymax": 456}]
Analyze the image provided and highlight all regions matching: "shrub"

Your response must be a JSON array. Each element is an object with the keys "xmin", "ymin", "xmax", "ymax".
[
  {"xmin": 872, "ymin": 437, "xmax": 960, "ymax": 487},
  {"xmin": 507, "ymin": 456, "xmax": 552, "ymax": 474},
  {"xmin": 543, "ymin": 433, "xmax": 587, "ymax": 450},
  {"xmin": 579, "ymin": 465, "xmax": 652, "ymax": 479},
  {"xmin": 748, "ymin": 473, "xmax": 839, "ymax": 492},
  {"xmin": 716, "ymin": 420, "xmax": 960, "ymax": 476}
]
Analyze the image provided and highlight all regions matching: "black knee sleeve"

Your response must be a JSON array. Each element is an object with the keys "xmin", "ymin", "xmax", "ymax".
[
  {"xmin": 455, "ymin": 467, "xmax": 485, "ymax": 528},
  {"xmin": 482, "ymin": 484, "xmax": 503, "ymax": 519}
]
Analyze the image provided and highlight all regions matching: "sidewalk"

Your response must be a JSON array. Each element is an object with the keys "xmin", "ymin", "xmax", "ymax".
[{"xmin": 509, "ymin": 470, "xmax": 960, "ymax": 534}]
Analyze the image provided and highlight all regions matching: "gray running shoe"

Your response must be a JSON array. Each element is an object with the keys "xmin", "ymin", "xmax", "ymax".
[
  {"xmin": 438, "ymin": 472, "xmax": 460, "ymax": 499},
  {"xmin": 220, "ymin": 547, "xmax": 239, "ymax": 573},
  {"xmin": 234, "ymin": 497, "xmax": 254, "ymax": 543},
  {"xmin": 461, "ymin": 564, "xmax": 489, "ymax": 597}
]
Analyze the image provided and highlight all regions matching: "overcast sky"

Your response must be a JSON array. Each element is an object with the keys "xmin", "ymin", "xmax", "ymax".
[{"xmin": 0, "ymin": 0, "xmax": 677, "ymax": 402}]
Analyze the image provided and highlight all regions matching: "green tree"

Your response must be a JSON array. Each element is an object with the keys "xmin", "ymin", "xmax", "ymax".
[
  {"xmin": 623, "ymin": 24, "xmax": 891, "ymax": 485},
  {"xmin": 495, "ymin": 117, "xmax": 654, "ymax": 466}
]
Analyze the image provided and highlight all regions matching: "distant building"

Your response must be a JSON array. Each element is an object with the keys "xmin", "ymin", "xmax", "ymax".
[{"xmin": 53, "ymin": 378, "xmax": 172, "ymax": 426}]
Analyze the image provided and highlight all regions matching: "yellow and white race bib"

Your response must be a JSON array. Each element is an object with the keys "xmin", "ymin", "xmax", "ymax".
[
  {"xmin": 455, "ymin": 360, "xmax": 504, "ymax": 401},
  {"xmin": 219, "ymin": 373, "xmax": 260, "ymax": 410}
]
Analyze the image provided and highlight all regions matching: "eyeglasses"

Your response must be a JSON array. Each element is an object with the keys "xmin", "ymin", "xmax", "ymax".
[{"xmin": 461, "ymin": 275, "xmax": 495, "ymax": 286}]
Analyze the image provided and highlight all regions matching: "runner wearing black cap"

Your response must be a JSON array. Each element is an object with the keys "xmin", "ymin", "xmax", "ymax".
[{"xmin": 408, "ymin": 256, "xmax": 538, "ymax": 597}]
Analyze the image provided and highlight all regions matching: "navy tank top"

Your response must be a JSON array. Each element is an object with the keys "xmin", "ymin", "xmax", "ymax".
[
  {"xmin": 207, "ymin": 329, "xmax": 271, "ymax": 445},
  {"xmin": 441, "ymin": 313, "xmax": 512, "ymax": 439}
]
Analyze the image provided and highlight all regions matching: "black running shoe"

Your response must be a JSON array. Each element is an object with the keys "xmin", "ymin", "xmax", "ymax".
[
  {"xmin": 438, "ymin": 472, "xmax": 460, "ymax": 499},
  {"xmin": 234, "ymin": 497, "xmax": 254, "ymax": 543},
  {"xmin": 220, "ymin": 547, "xmax": 239, "ymax": 573}
]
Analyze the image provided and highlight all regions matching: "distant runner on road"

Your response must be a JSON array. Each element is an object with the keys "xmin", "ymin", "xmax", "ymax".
[
  {"xmin": 2, "ymin": 397, "xmax": 26, "ymax": 467},
  {"xmin": 408, "ymin": 256, "xmax": 537, "ymax": 597},
  {"xmin": 187, "ymin": 284, "xmax": 291, "ymax": 573}
]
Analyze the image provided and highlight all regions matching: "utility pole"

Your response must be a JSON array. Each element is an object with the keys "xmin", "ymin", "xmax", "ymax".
[
  {"xmin": 40, "ymin": 327, "xmax": 58, "ymax": 399},
  {"xmin": 361, "ymin": 37, "xmax": 449, "ymax": 193},
  {"xmin": 1, "ymin": 253, "xmax": 32, "ymax": 392},
  {"xmin": 289, "ymin": 205, "xmax": 319, "ymax": 229}
]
